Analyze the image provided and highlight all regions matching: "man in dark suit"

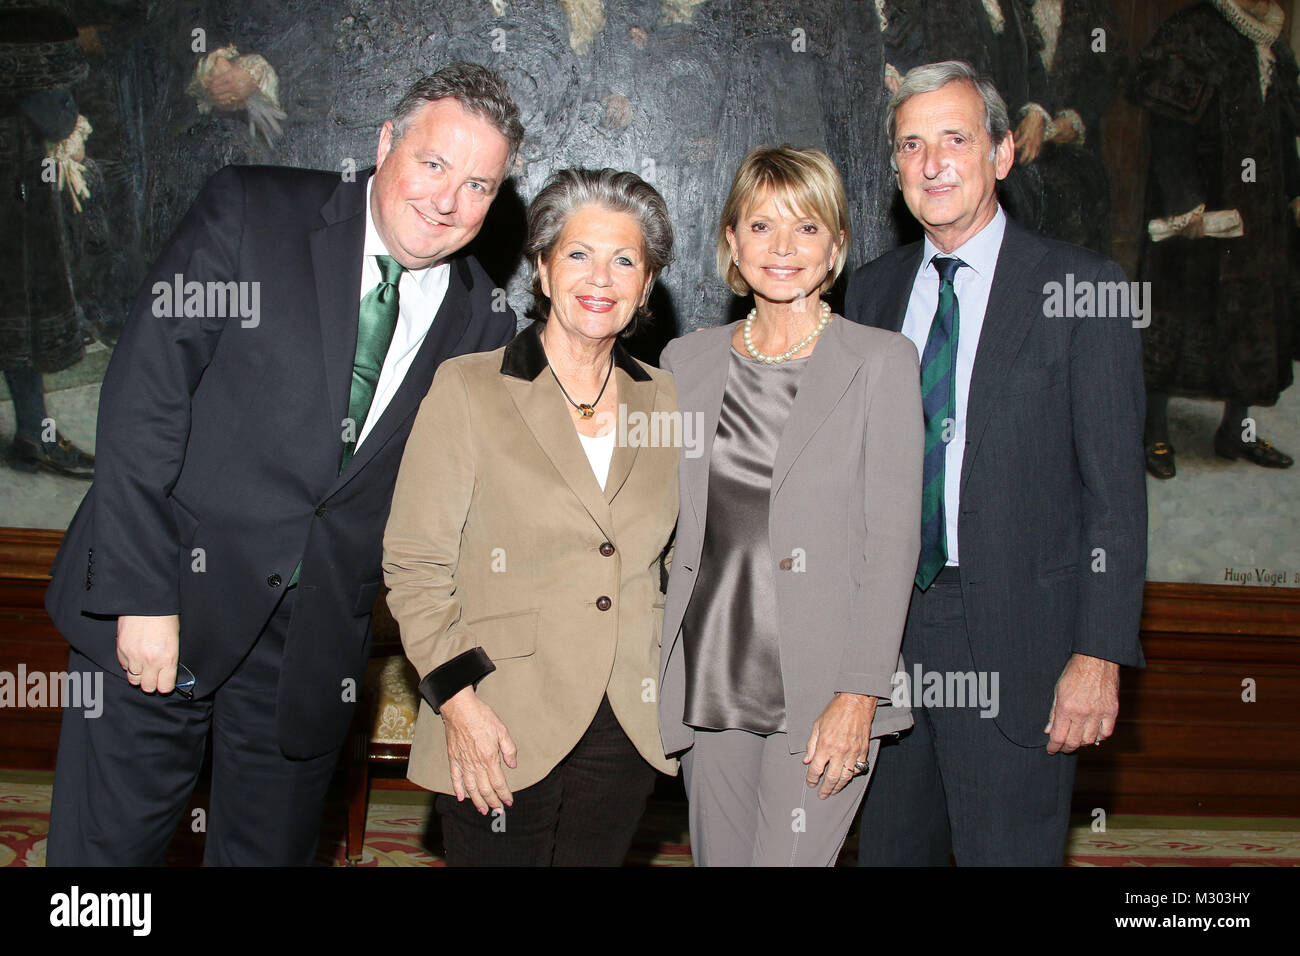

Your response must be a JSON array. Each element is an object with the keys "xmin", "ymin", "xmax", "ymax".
[
  {"xmin": 846, "ymin": 60, "xmax": 1146, "ymax": 865},
  {"xmin": 43, "ymin": 63, "xmax": 522, "ymax": 865}
]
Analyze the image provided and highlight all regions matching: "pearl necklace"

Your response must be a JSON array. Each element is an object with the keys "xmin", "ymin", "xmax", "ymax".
[{"xmin": 743, "ymin": 300, "xmax": 832, "ymax": 364}]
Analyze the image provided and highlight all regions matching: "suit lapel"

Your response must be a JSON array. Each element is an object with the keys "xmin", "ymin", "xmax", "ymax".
[
  {"xmin": 309, "ymin": 173, "xmax": 369, "ymax": 439},
  {"xmin": 861, "ymin": 243, "xmax": 922, "ymax": 334},
  {"xmin": 959, "ymin": 220, "xmax": 1048, "ymax": 497},
  {"xmin": 673, "ymin": 327, "xmax": 734, "ymax": 534},
  {"xmin": 504, "ymin": 370, "xmax": 617, "ymax": 542},
  {"xmin": 603, "ymin": 370, "xmax": 658, "ymax": 504},
  {"xmin": 885, "ymin": 245, "xmax": 924, "ymax": 333},
  {"xmin": 770, "ymin": 317, "xmax": 864, "ymax": 500}
]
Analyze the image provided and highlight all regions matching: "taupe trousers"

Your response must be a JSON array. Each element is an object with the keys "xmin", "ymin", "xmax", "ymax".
[{"xmin": 682, "ymin": 730, "xmax": 881, "ymax": 866}]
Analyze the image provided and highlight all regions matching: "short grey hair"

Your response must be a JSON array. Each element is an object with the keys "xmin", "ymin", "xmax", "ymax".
[
  {"xmin": 391, "ymin": 62, "xmax": 524, "ymax": 164},
  {"xmin": 526, "ymin": 168, "xmax": 675, "ymax": 335},
  {"xmin": 885, "ymin": 60, "xmax": 1011, "ymax": 171}
]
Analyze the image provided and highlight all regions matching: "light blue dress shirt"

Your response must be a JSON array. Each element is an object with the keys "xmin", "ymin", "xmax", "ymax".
[{"xmin": 899, "ymin": 206, "xmax": 1007, "ymax": 567}]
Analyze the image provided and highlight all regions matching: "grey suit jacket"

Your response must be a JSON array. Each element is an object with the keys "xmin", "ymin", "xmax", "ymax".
[
  {"xmin": 844, "ymin": 217, "xmax": 1148, "ymax": 748},
  {"xmin": 658, "ymin": 317, "xmax": 923, "ymax": 757}
]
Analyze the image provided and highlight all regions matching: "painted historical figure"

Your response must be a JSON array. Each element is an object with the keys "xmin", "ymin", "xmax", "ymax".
[
  {"xmin": 0, "ymin": 0, "xmax": 95, "ymax": 477},
  {"xmin": 1134, "ymin": 0, "xmax": 1299, "ymax": 477},
  {"xmin": 1017, "ymin": 0, "xmax": 1126, "ymax": 254}
]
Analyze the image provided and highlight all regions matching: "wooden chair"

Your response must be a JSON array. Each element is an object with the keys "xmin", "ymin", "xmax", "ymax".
[{"xmin": 344, "ymin": 593, "xmax": 424, "ymax": 864}]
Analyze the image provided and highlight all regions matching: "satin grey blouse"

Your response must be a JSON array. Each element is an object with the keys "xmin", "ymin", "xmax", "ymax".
[{"xmin": 681, "ymin": 346, "xmax": 809, "ymax": 734}]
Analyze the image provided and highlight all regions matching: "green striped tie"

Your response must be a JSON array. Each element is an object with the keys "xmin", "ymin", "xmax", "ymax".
[
  {"xmin": 288, "ymin": 254, "xmax": 404, "ymax": 589},
  {"xmin": 341, "ymin": 254, "xmax": 405, "ymax": 472},
  {"xmin": 915, "ymin": 255, "xmax": 965, "ymax": 590}
]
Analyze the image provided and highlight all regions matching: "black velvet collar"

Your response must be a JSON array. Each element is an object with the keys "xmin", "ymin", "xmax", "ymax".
[{"xmin": 500, "ymin": 319, "xmax": 651, "ymax": 382}]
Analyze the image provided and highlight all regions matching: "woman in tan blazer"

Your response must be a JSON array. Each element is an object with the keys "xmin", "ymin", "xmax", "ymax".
[
  {"xmin": 658, "ymin": 146, "xmax": 923, "ymax": 866},
  {"xmin": 383, "ymin": 168, "xmax": 678, "ymax": 866}
]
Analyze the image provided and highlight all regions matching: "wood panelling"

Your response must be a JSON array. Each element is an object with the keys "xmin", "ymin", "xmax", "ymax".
[
  {"xmin": 1074, "ymin": 582, "xmax": 1300, "ymax": 815},
  {"xmin": 0, "ymin": 532, "xmax": 71, "ymax": 769}
]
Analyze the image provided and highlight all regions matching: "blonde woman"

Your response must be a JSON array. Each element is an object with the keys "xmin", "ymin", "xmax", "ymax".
[{"xmin": 657, "ymin": 146, "xmax": 923, "ymax": 866}]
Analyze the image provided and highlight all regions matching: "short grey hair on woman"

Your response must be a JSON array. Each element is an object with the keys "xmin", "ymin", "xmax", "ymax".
[
  {"xmin": 390, "ymin": 62, "xmax": 525, "ymax": 164},
  {"xmin": 885, "ymin": 60, "xmax": 1011, "ymax": 172},
  {"xmin": 525, "ymin": 168, "xmax": 675, "ymax": 335}
]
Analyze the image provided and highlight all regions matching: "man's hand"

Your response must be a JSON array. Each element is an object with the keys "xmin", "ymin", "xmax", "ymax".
[
  {"xmin": 1289, "ymin": 197, "xmax": 1300, "ymax": 227},
  {"xmin": 1179, "ymin": 208, "xmax": 1206, "ymax": 239},
  {"xmin": 1015, "ymin": 109, "xmax": 1046, "ymax": 164},
  {"xmin": 116, "ymin": 615, "xmax": 180, "ymax": 694},
  {"xmin": 439, "ymin": 687, "xmax": 517, "ymax": 815},
  {"xmin": 803, "ymin": 692, "xmax": 877, "ymax": 799},
  {"xmin": 207, "ymin": 58, "xmax": 258, "ymax": 112},
  {"xmin": 1050, "ymin": 122, "xmax": 1079, "ymax": 146},
  {"xmin": 1044, "ymin": 653, "xmax": 1120, "ymax": 754}
]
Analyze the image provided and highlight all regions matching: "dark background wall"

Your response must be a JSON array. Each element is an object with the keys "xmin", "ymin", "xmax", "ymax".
[
  {"xmin": 55, "ymin": 0, "xmax": 1300, "ymax": 344},
  {"xmin": 66, "ymin": 0, "xmax": 891, "ymax": 360}
]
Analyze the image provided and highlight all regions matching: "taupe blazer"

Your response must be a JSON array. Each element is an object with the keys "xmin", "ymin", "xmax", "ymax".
[
  {"xmin": 383, "ymin": 322, "xmax": 679, "ymax": 793},
  {"xmin": 658, "ymin": 316, "xmax": 922, "ymax": 757}
]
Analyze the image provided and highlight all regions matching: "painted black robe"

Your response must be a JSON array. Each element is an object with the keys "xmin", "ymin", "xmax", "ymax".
[
  {"xmin": 0, "ymin": 4, "xmax": 87, "ymax": 373},
  {"xmin": 1028, "ymin": 0, "xmax": 1126, "ymax": 253},
  {"xmin": 1133, "ymin": 1, "xmax": 1300, "ymax": 406}
]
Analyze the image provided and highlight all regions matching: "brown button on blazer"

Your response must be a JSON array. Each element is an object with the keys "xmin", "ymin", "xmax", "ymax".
[{"xmin": 383, "ymin": 323, "xmax": 680, "ymax": 794}]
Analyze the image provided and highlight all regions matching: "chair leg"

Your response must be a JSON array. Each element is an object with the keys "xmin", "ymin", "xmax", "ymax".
[{"xmin": 345, "ymin": 723, "xmax": 370, "ymax": 865}]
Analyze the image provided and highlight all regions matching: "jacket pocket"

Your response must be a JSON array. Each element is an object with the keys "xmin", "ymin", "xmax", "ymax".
[
  {"xmin": 466, "ymin": 609, "xmax": 539, "ymax": 661},
  {"xmin": 169, "ymin": 496, "xmax": 201, "ymax": 546},
  {"xmin": 353, "ymin": 578, "xmax": 383, "ymax": 616},
  {"xmin": 1003, "ymin": 360, "xmax": 1061, "ymax": 396},
  {"xmin": 1036, "ymin": 562, "xmax": 1078, "ymax": 581}
]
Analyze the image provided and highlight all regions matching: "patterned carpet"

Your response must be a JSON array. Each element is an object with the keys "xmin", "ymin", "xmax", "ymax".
[{"xmin": 3, "ymin": 770, "xmax": 1297, "ymax": 866}]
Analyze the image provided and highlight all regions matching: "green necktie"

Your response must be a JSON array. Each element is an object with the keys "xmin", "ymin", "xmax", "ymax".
[
  {"xmin": 915, "ymin": 255, "xmax": 964, "ymax": 591},
  {"xmin": 341, "ymin": 254, "xmax": 405, "ymax": 472},
  {"xmin": 288, "ymin": 255, "xmax": 404, "ymax": 589}
]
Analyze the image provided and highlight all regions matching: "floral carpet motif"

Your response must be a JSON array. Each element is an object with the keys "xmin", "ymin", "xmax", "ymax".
[{"xmin": 3, "ymin": 773, "xmax": 1296, "ymax": 866}]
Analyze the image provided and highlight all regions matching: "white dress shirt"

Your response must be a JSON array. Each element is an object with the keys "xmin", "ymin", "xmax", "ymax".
[
  {"xmin": 576, "ymin": 428, "xmax": 616, "ymax": 491},
  {"xmin": 354, "ymin": 177, "xmax": 451, "ymax": 450},
  {"xmin": 899, "ymin": 205, "xmax": 1007, "ymax": 566}
]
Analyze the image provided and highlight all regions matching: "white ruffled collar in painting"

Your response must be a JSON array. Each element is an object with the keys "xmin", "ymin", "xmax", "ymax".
[
  {"xmin": 982, "ymin": 0, "xmax": 1005, "ymax": 35},
  {"xmin": 1212, "ymin": 0, "xmax": 1284, "ymax": 99},
  {"xmin": 1033, "ymin": 0, "xmax": 1062, "ymax": 72}
]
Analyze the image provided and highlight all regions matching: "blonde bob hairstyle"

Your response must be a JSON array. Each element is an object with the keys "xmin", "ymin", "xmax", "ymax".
[{"xmin": 716, "ymin": 145, "xmax": 851, "ymax": 297}]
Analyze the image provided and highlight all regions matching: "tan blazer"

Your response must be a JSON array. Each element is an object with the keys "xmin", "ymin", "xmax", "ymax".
[
  {"xmin": 383, "ymin": 322, "xmax": 679, "ymax": 793},
  {"xmin": 658, "ymin": 316, "xmax": 922, "ymax": 756}
]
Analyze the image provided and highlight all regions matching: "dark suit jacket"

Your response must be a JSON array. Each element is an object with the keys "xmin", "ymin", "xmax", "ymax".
[
  {"xmin": 45, "ymin": 164, "xmax": 516, "ymax": 758},
  {"xmin": 844, "ymin": 217, "xmax": 1147, "ymax": 747}
]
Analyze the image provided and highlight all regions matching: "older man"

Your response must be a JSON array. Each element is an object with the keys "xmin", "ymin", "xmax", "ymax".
[
  {"xmin": 44, "ymin": 63, "xmax": 522, "ymax": 865},
  {"xmin": 845, "ymin": 60, "xmax": 1146, "ymax": 865}
]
